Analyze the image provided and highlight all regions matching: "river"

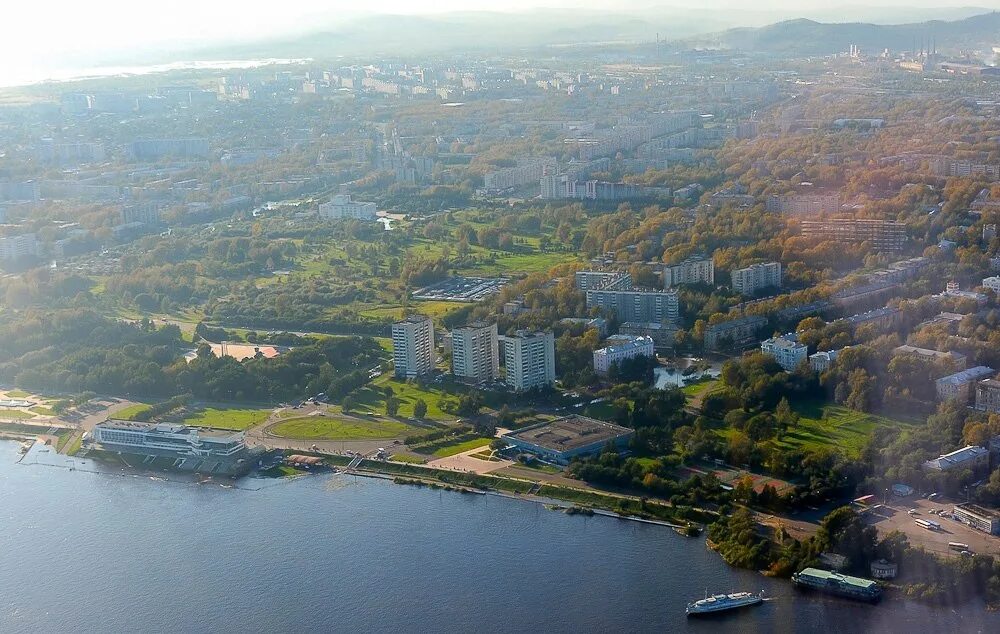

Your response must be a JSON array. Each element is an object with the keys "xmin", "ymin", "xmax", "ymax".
[{"xmin": 1, "ymin": 441, "xmax": 998, "ymax": 633}]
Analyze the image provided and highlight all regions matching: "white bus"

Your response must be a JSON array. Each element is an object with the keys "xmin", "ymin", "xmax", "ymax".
[{"xmin": 948, "ymin": 542, "xmax": 970, "ymax": 551}]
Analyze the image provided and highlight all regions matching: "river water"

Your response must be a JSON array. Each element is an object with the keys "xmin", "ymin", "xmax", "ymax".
[{"xmin": 1, "ymin": 441, "xmax": 998, "ymax": 633}]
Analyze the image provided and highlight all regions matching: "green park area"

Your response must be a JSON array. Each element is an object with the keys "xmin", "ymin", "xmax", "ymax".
[
  {"xmin": 0, "ymin": 409, "xmax": 36, "ymax": 420},
  {"xmin": 114, "ymin": 403, "xmax": 152, "ymax": 420},
  {"xmin": 182, "ymin": 407, "xmax": 271, "ymax": 431},
  {"xmin": 717, "ymin": 401, "xmax": 917, "ymax": 458},
  {"xmin": 269, "ymin": 414, "xmax": 413, "ymax": 440},
  {"xmin": 430, "ymin": 437, "xmax": 493, "ymax": 458}
]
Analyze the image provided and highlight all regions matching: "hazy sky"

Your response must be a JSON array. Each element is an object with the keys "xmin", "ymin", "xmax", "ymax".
[{"xmin": 5, "ymin": 0, "xmax": 1000, "ymax": 79}]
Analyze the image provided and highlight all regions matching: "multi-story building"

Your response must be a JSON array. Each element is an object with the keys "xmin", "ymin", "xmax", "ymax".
[
  {"xmin": 923, "ymin": 445, "xmax": 990, "ymax": 474},
  {"xmin": 92, "ymin": 420, "xmax": 252, "ymax": 475},
  {"xmin": 929, "ymin": 156, "xmax": 1000, "ymax": 181},
  {"xmin": 574, "ymin": 270, "xmax": 631, "ymax": 291},
  {"xmin": 766, "ymin": 192, "xmax": 840, "ymax": 215},
  {"xmin": 592, "ymin": 335, "xmax": 655, "ymax": 375},
  {"xmin": 36, "ymin": 140, "xmax": 106, "ymax": 165},
  {"xmin": 982, "ymin": 276, "xmax": 1000, "ymax": 294},
  {"xmin": 484, "ymin": 157, "xmax": 557, "ymax": 191},
  {"xmin": 585, "ymin": 287, "xmax": 680, "ymax": 324},
  {"xmin": 936, "ymin": 366, "xmax": 996, "ymax": 402},
  {"xmin": 619, "ymin": 321, "xmax": 678, "ymax": 351},
  {"xmin": 451, "ymin": 321, "xmax": 499, "ymax": 384},
  {"xmin": 500, "ymin": 330, "xmax": 556, "ymax": 391},
  {"xmin": 809, "ymin": 348, "xmax": 847, "ymax": 373},
  {"xmin": 128, "ymin": 138, "xmax": 210, "ymax": 160},
  {"xmin": 976, "ymin": 379, "xmax": 1000, "ymax": 413},
  {"xmin": 392, "ymin": 315, "xmax": 436, "ymax": 379},
  {"xmin": 0, "ymin": 233, "xmax": 38, "ymax": 261},
  {"xmin": 703, "ymin": 315, "xmax": 768, "ymax": 351},
  {"xmin": 761, "ymin": 335, "xmax": 808, "ymax": 371},
  {"xmin": 121, "ymin": 202, "xmax": 164, "ymax": 225},
  {"xmin": 800, "ymin": 218, "xmax": 906, "ymax": 252},
  {"xmin": 318, "ymin": 194, "xmax": 377, "ymax": 221},
  {"xmin": 953, "ymin": 503, "xmax": 1000, "ymax": 536},
  {"xmin": 731, "ymin": 262, "xmax": 782, "ymax": 296},
  {"xmin": 892, "ymin": 345, "xmax": 966, "ymax": 370},
  {"xmin": 992, "ymin": 256, "xmax": 1000, "ymax": 272},
  {"xmin": 662, "ymin": 256, "xmax": 715, "ymax": 288}
]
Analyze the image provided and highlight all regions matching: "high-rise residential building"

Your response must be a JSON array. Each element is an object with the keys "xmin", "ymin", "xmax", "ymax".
[
  {"xmin": 761, "ymin": 335, "xmax": 808, "ymax": 371},
  {"xmin": 483, "ymin": 157, "xmax": 557, "ymax": 191},
  {"xmin": 318, "ymin": 194, "xmax": 378, "ymax": 221},
  {"xmin": 765, "ymin": 193, "xmax": 840, "ymax": 215},
  {"xmin": 128, "ymin": 138, "xmax": 210, "ymax": 160},
  {"xmin": 0, "ymin": 233, "xmax": 38, "ymax": 261},
  {"xmin": 731, "ymin": 262, "xmax": 782, "ymax": 295},
  {"xmin": 501, "ymin": 330, "xmax": 556, "ymax": 391},
  {"xmin": 574, "ymin": 270, "xmax": 632, "ymax": 291},
  {"xmin": 593, "ymin": 335, "xmax": 655, "ymax": 375},
  {"xmin": 662, "ymin": 256, "xmax": 715, "ymax": 288},
  {"xmin": 451, "ymin": 322, "xmax": 499, "ymax": 384},
  {"xmin": 392, "ymin": 315, "xmax": 435, "ymax": 379},
  {"xmin": 585, "ymin": 287, "xmax": 680, "ymax": 324}
]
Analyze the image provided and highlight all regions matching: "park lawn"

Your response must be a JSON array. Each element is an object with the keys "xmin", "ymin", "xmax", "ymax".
[
  {"xmin": 270, "ymin": 415, "xmax": 413, "ymax": 440},
  {"xmin": 5, "ymin": 389, "xmax": 31, "ymax": 398},
  {"xmin": 458, "ymin": 250, "xmax": 577, "ymax": 275},
  {"xmin": 359, "ymin": 300, "xmax": 461, "ymax": 320},
  {"xmin": 390, "ymin": 453, "xmax": 427, "ymax": 464},
  {"xmin": 431, "ymin": 437, "xmax": 493, "ymax": 458},
  {"xmin": 29, "ymin": 406, "xmax": 56, "ymax": 416},
  {"xmin": 0, "ymin": 409, "xmax": 36, "ymax": 420},
  {"xmin": 365, "ymin": 374, "xmax": 458, "ymax": 421},
  {"xmin": 756, "ymin": 402, "xmax": 916, "ymax": 458},
  {"xmin": 681, "ymin": 378, "xmax": 718, "ymax": 396},
  {"xmin": 114, "ymin": 403, "xmax": 152, "ymax": 420},
  {"xmin": 182, "ymin": 407, "xmax": 272, "ymax": 431}
]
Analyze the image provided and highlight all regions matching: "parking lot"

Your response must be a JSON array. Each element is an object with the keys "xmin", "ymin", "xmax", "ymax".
[{"xmin": 863, "ymin": 496, "xmax": 1000, "ymax": 558}]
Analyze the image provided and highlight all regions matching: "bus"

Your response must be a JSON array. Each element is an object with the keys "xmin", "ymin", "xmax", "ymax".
[
  {"xmin": 949, "ymin": 542, "xmax": 970, "ymax": 551},
  {"xmin": 915, "ymin": 519, "xmax": 939, "ymax": 531}
]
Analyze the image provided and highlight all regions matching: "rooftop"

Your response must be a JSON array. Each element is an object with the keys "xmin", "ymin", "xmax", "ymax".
[
  {"xmin": 937, "ymin": 366, "xmax": 995, "ymax": 386},
  {"xmin": 100, "ymin": 419, "xmax": 242, "ymax": 439},
  {"xmin": 503, "ymin": 415, "xmax": 633, "ymax": 453},
  {"xmin": 955, "ymin": 503, "xmax": 1000, "ymax": 520},
  {"xmin": 795, "ymin": 567, "xmax": 877, "ymax": 589}
]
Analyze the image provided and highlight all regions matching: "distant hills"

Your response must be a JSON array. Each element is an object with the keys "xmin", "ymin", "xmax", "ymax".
[
  {"xmin": 690, "ymin": 12, "xmax": 1000, "ymax": 56},
  {"xmin": 178, "ymin": 7, "xmax": 1000, "ymax": 63}
]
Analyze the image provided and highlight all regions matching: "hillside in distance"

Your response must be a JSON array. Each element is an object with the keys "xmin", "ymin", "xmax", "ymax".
[{"xmin": 690, "ymin": 11, "xmax": 1000, "ymax": 56}]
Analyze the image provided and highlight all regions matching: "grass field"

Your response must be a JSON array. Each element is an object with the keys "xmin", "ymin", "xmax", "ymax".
[
  {"xmin": 114, "ymin": 403, "xmax": 152, "ymax": 420},
  {"xmin": 390, "ymin": 453, "xmax": 427, "ymax": 464},
  {"xmin": 29, "ymin": 406, "xmax": 56, "ymax": 416},
  {"xmin": 357, "ymin": 374, "xmax": 460, "ymax": 421},
  {"xmin": 716, "ymin": 401, "xmax": 917, "ymax": 458},
  {"xmin": 0, "ymin": 409, "xmax": 36, "ymax": 420},
  {"xmin": 269, "ymin": 415, "xmax": 413, "ymax": 440},
  {"xmin": 681, "ymin": 378, "xmax": 718, "ymax": 396},
  {"xmin": 5, "ymin": 390, "xmax": 31, "ymax": 398},
  {"xmin": 360, "ymin": 300, "xmax": 461, "ymax": 320},
  {"xmin": 182, "ymin": 407, "xmax": 271, "ymax": 431},
  {"xmin": 430, "ymin": 437, "xmax": 493, "ymax": 458}
]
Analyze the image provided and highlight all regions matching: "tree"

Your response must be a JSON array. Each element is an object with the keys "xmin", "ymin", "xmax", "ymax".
[
  {"xmin": 385, "ymin": 396, "xmax": 400, "ymax": 417},
  {"xmin": 413, "ymin": 399, "xmax": 428, "ymax": 419},
  {"xmin": 342, "ymin": 396, "xmax": 356, "ymax": 414}
]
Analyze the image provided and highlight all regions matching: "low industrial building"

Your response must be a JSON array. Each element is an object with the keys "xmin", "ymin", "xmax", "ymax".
[
  {"xmin": 501, "ymin": 415, "xmax": 634, "ymax": 465},
  {"xmin": 953, "ymin": 503, "xmax": 1000, "ymax": 535},
  {"xmin": 922, "ymin": 445, "xmax": 990, "ymax": 474}
]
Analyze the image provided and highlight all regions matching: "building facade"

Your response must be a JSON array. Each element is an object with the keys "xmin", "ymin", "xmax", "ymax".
[
  {"xmin": 936, "ymin": 366, "xmax": 996, "ymax": 403},
  {"xmin": 392, "ymin": 315, "xmax": 436, "ymax": 379},
  {"xmin": 0, "ymin": 233, "xmax": 38, "ymax": 261},
  {"xmin": 662, "ymin": 256, "xmax": 715, "ymax": 288},
  {"xmin": 318, "ymin": 194, "xmax": 377, "ymax": 221},
  {"xmin": 501, "ymin": 330, "xmax": 556, "ymax": 391},
  {"xmin": 761, "ymin": 335, "xmax": 808, "ymax": 371},
  {"xmin": 976, "ymin": 379, "xmax": 1000, "ymax": 413},
  {"xmin": 574, "ymin": 270, "xmax": 631, "ymax": 291},
  {"xmin": 585, "ymin": 287, "xmax": 680, "ymax": 324},
  {"xmin": 451, "ymin": 321, "xmax": 499, "ymax": 384},
  {"xmin": 731, "ymin": 262, "xmax": 782, "ymax": 295},
  {"xmin": 703, "ymin": 315, "xmax": 768, "ymax": 351},
  {"xmin": 592, "ymin": 335, "xmax": 655, "ymax": 375}
]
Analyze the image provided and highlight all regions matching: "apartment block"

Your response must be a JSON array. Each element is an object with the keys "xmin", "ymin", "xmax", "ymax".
[
  {"xmin": 392, "ymin": 315, "xmax": 436, "ymax": 379},
  {"xmin": 731, "ymin": 262, "xmax": 782, "ymax": 296},
  {"xmin": 451, "ymin": 322, "xmax": 499, "ymax": 384}
]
